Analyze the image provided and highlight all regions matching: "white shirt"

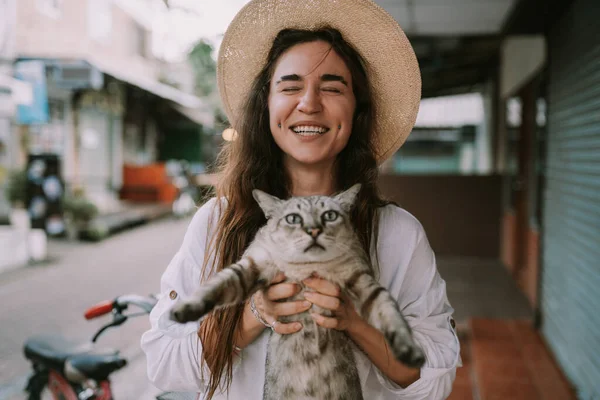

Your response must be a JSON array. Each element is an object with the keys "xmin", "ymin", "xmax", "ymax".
[{"xmin": 141, "ymin": 198, "xmax": 461, "ymax": 400}]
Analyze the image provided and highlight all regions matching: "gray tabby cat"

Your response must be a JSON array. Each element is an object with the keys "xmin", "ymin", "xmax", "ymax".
[{"xmin": 170, "ymin": 184, "xmax": 425, "ymax": 400}]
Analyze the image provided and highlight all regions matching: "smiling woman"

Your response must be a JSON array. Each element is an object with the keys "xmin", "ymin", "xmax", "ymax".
[
  {"xmin": 141, "ymin": 1, "xmax": 460, "ymax": 399},
  {"xmin": 269, "ymin": 40, "xmax": 356, "ymax": 170}
]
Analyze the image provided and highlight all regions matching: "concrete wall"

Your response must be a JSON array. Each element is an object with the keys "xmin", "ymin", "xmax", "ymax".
[
  {"xmin": 501, "ymin": 36, "xmax": 546, "ymax": 98},
  {"xmin": 0, "ymin": 0, "xmax": 17, "ymax": 61},
  {"xmin": 15, "ymin": 0, "xmax": 158, "ymax": 81},
  {"xmin": 378, "ymin": 174, "xmax": 502, "ymax": 258}
]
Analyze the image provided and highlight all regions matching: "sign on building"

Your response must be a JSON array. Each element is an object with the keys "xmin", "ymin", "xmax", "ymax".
[{"xmin": 14, "ymin": 60, "xmax": 49, "ymax": 124}]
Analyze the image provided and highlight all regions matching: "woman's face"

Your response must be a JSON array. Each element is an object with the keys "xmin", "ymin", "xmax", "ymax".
[{"xmin": 268, "ymin": 41, "xmax": 356, "ymax": 168}]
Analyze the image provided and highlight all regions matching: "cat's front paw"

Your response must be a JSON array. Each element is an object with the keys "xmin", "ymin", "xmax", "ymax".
[
  {"xmin": 169, "ymin": 299, "xmax": 213, "ymax": 323},
  {"xmin": 387, "ymin": 332, "xmax": 426, "ymax": 368}
]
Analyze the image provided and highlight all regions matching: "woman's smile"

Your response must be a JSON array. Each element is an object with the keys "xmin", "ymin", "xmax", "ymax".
[
  {"xmin": 288, "ymin": 121, "xmax": 331, "ymax": 142},
  {"xmin": 289, "ymin": 123, "xmax": 330, "ymax": 137}
]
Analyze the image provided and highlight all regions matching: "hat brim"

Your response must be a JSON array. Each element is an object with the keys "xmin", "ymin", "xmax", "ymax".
[{"xmin": 217, "ymin": 0, "xmax": 421, "ymax": 163}]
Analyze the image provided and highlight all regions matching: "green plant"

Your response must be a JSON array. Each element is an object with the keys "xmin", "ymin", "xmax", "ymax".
[
  {"xmin": 4, "ymin": 170, "xmax": 27, "ymax": 207},
  {"xmin": 63, "ymin": 194, "xmax": 99, "ymax": 224},
  {"xmin": 82, "ymin": 221, "xmax": 110, "ymax": 242},
  {"xmin": 188, "ymin": 39, "xmax": 217, "ymax": 97}
]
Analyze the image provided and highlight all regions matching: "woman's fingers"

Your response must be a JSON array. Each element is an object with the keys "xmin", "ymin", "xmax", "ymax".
[
  {"xmin": 252, "ymin": 282, "xmax": 305, "ymax": 335},
  {"xmin": 303, "ymin": 291, "xmax": 342, "ymax": 311},
  {"xmin": 303, "ymin": 277, "xmax": 341, "ymax": 297},
  {"xmin": 311, "ymin": 313, "xmax": 341, "ymax": 330},
  {"xmin": 271, "ymin": 320, "xmax": 303, "ymax": 335},
  {"xmin": 265, "ymin": 282, "xmax": 301, "ymax": 301},
  {"xmin": 269, "ymin": 300, "xmax": 312, "ymax": 317},
  {"xmin": 271, "ymin": 272, "xmax": 286, "ymax": 284}
]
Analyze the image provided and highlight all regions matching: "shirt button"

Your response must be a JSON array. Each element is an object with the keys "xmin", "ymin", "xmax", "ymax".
[{"xmin": 169, "ymin": 290, "xmax": 178, "ymax": 300}]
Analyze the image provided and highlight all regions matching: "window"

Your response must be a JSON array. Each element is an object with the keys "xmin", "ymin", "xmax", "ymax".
[
  {"xmin": 37, "ymin": 0, "xmax": 62, "ymax": 18},
  {"xmin": 88, "ymin": 0, "xmax": 112, "ymax": 42}
]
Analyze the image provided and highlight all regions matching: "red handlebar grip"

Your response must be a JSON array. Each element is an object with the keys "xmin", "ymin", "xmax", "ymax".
[{"xmin": 84, "ymin": 300, "xmax": 114, "ymax": 320}]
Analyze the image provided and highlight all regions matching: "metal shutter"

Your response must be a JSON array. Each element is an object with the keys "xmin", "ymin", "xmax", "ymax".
[{"xmin": 541, "ymin": 0, "xmax": 600, "ymax": 398}]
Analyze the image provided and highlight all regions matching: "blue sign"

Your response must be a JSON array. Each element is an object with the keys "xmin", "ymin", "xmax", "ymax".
[{"xmin": 14, "ymin": 60, "xmax": 49, "ymax": 124}]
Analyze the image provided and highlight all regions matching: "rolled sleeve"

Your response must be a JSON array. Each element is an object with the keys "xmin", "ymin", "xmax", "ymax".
[
  {"xmin": 141, "ymin": 252, "xmax": 207, "ymax": 392},
  {"xmin": 141, "ymin": 199, "xmax": 242, "ymax": 393},
  {"xmin": 374, "ymin": 214, "xmax": 461, "ymax": 399}
]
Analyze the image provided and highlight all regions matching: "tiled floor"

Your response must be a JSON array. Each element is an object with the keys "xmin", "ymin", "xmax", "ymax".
[
  {"xmin": 437, "ymin": 258, "xmax": 576, "ymax": 400},
  {"xmin": 448, "ymin": 319, "xmax": 577, "ymax": 400},
  {"xmin": 448, "ymin": 328, "xmax": 474, "ymax": 400},
  {"xmin": 437, "ymin": 257, "xmax": 533, "ymax": 324}
]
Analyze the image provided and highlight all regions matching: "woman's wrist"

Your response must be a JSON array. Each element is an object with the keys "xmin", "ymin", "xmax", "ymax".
[
  {"xmin": 235, "ymin": 300, "xmax": 267, "ymax": 349},
  {"xmin": 250, "ymin": 294, "xmax": 273, "ymax": 329},
  {"xmin": 345, "ymin": 314, "xmax": 369, "ymax": 336},
  {"xmin": 346, "ymin": 317, "xmax": 421, "ymax": 388}
]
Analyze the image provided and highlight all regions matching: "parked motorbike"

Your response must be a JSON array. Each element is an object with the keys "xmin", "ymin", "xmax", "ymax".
[
  {"xmin": 166, "ymin": 160, "xmax": 200, "ymax": 218},
  {"xmin": 22, "ymin": 294, "xmax": 158, "ymax": 400}
]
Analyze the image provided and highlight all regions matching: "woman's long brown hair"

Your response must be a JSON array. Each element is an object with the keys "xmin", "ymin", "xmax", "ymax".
[{"xmin": 198, "ymin": 27, "xmax": 389, "ymax": 399}]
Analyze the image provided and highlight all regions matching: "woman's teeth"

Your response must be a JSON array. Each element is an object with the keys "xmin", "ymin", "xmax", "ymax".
[{"xmin": 291, "ymin": 126, "xmax": 329, "ymax": 136}]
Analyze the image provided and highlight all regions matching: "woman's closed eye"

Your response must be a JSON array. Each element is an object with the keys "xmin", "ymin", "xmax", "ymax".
[
  {"xmin": 280, "ymin": 86, "xmax": 342, "ymax": 94},
  {"xmin": 322, "ymin": 87, "xmax": 342, "ymax": 94},
  {"xmin": 281, "ymin": 86, "xmax": 302, "ymax": 93}
]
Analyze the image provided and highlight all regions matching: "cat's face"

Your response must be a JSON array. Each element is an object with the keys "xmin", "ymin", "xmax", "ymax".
[{"xmin": 252, "ymin": 184, "xmax": 361, "ymax": 263}]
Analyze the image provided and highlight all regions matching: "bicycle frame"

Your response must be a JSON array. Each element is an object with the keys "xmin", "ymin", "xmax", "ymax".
[
  {"xmin": 24, "ymin": 294, "xmax": 157, "ymax": 400},
  {"xmin": 47, "ymin": 370, "xmax": 81, "ymax": 400}
]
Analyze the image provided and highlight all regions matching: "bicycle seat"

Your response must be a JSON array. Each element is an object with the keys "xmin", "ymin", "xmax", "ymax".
[
  {"xmin": 65, "ymin": 353, "xmax": 127, "ymax": 382},
  {"xmin": 23, "ymin": 334, "xmax": 117, "ymax": 373}
]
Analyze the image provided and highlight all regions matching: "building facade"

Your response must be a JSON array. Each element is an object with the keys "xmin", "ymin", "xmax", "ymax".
[{"xmin": 10, "ymin": 0, "xmax": 207, "ymax": 216}]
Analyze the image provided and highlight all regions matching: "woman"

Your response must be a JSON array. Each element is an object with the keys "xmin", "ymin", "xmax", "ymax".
[{"xmin": 141, "ymin": 0, "xmax": 460, "ymax": 399}]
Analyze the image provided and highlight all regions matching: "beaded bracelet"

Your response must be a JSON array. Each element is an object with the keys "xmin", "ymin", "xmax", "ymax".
[{"xmin": 250, "ymin": 295, "xmax": 274, "ymax": 330}]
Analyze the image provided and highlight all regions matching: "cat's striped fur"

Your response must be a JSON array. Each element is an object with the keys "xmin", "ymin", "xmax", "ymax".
[{"xmin": 170, "ymin": 184, "xmax": 425, "ymax": 399}]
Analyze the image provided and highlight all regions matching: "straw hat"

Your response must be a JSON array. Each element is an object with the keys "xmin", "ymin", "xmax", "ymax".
[{"xmin": 217, "ymin": 0, "xmax": 421, "ymax": 163}]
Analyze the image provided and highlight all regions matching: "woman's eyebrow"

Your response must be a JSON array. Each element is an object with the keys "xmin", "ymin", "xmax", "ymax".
[
  {"xmin": 276, "ymin": 74, "xmax": 302, "ymax": 84},
  {"xmin": 320, "ymin": 74, "xmax": 348, "ymax": 86},
  {"xmin": 275, "ymin": 73, "xmax": 348, "ymax": 86}
]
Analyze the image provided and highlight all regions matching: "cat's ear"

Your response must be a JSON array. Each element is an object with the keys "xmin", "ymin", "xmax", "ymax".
[
  {"xmin": 252, "ymin": 189, "xmax": 283, "ymax": 218},
  {"xmin": 334, "ymin": 184, "xmax": 362, "ymax": 213}
]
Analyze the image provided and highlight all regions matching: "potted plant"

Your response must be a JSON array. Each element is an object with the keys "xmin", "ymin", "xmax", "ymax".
[
  {"xmin": 62, "ymin": 187, "xmax": 99, "ymax": 240},
  {"xmin": 4, "ymin": 169, "xmax": 30, "ymax": 231}
]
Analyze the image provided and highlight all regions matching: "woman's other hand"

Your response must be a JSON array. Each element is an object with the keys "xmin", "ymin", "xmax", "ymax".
[
  {"xmin": 302, "ymin": 276, "xmax": 362, "ymax": 331},
  {"xmin": 253, "ymin": 272, "xmax": 312, "ymax": 334}
]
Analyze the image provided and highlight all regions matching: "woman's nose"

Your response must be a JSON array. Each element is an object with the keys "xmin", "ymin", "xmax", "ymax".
[{"xmin": 297, "ymin": 88, "xmax": 322, "ymax": 114}]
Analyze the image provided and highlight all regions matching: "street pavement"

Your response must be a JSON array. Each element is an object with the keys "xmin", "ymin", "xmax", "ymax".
[{"xmin": 0, "ymin": 215, "xmax": 194, "ymax": 400}]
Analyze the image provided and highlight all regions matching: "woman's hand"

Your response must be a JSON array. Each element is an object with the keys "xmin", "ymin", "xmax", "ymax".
[
  {"xmin": 302, "ymin": 276, "xmax": 362, "ymax": 331},
  {"xmin": 252, "ymin": 273, "xmax": 312, "ymax": 335}
]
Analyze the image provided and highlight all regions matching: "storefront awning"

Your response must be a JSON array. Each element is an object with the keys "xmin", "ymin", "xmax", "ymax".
[{"xmin": 87, "ymin": 57, "xmax": 203, "ymax": 109}]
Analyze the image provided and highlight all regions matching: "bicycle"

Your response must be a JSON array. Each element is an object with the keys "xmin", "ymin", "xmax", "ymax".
[{"xmin": 23, "ymin": 294, "xmax": 157, "ymax": 400}]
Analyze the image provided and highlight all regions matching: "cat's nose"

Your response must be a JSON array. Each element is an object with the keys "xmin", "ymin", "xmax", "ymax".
[{"xmin": 306, "ymin": 227, "xmax": 322, "ymax": 238}]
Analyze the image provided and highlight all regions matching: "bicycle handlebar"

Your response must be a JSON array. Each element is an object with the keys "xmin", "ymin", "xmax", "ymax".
[
  {"xmin": 84, "ymin": 293, "xmax": 158, "ymax": 342},
  {"xmin": 84, "ymin": 294, "xmax": 157, "ymax": 320},
  {"xmin": 115, "ymin": 294, "xmax": 157, "ymax": 313}
]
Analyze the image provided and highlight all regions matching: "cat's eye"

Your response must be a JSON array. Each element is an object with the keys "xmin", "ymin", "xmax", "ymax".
[
  {"xmin": 285, "ymin": 213, "xmax": 303, "ymax": 225},
  {"xmin": 322, "ymin": 210, "xmax": 339, "ymax": 222}
]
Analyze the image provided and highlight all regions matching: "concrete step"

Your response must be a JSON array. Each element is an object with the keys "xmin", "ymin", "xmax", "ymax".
[{"xmin": 79, "ymin": 203, "xmax": 173, "ymax": 241}]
